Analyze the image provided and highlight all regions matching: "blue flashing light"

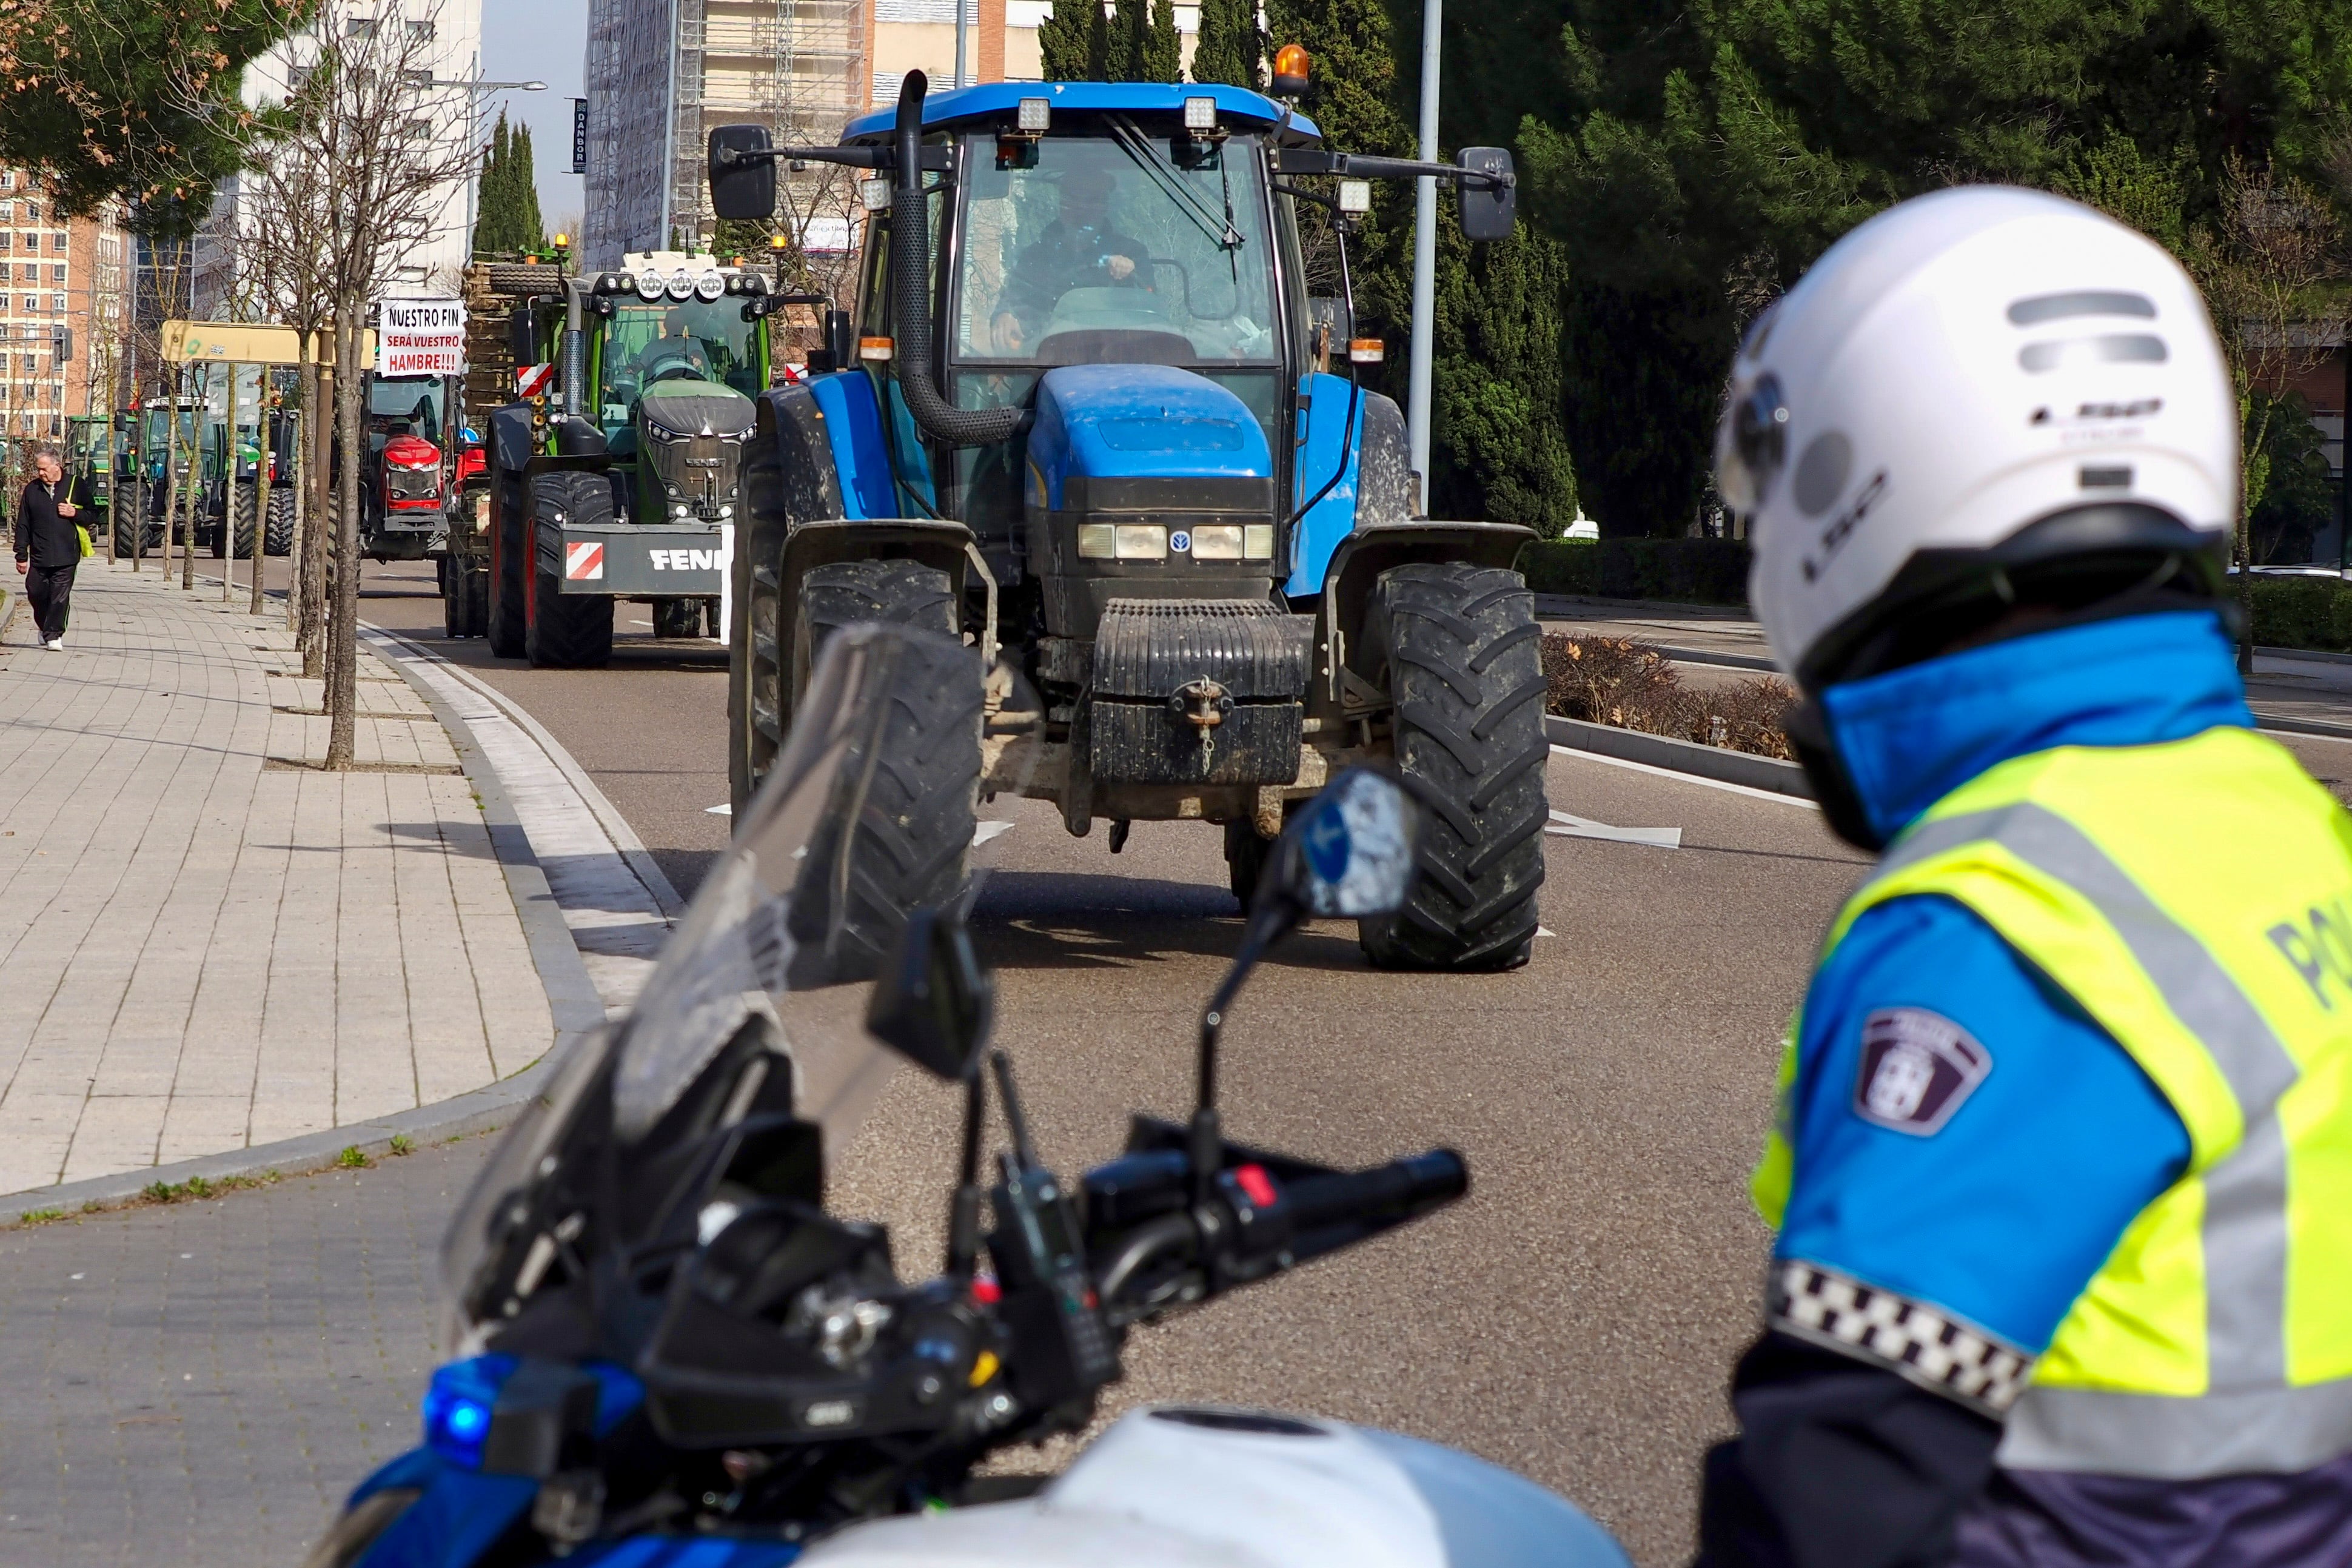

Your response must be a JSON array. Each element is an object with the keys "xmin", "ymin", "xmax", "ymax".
[{"xmin": 422, "ymin": 1354, "xmax": 518, "ymax": 1471}]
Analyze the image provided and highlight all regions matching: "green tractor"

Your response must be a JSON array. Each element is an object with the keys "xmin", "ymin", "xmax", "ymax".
[
  {"xmin": 707, "ymin": 69, "xmax": 1547, "ymax": 971},
  {"xmin": 466, "ymin": 253, "xmax": 777, "ymax": 664},
  {"xmin": 64, "ymin": 412, "xmax": 128, "ymax": 537}
]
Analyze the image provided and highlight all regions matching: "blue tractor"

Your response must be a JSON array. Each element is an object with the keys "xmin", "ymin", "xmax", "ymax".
[{"xmin": 709, "ymin": 65, "xmax": 1547, "ymax": 972}]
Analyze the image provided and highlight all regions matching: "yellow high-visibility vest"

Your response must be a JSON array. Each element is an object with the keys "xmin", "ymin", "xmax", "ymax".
[{"xmin": 1755, "ymin": 725, "xmax": 2352, "ymax": 1478}]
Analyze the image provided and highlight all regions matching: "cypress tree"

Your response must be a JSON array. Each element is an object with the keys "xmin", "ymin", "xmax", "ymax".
[
  {"xmin": 1141, "ymin": 0, "xmax": 1181, "ymax": 82},
  {"xmin": 472, "ymin": 109, "xmax": 546, "ymax": 257},
  {"xmin": 1109, "ymin": 0, "xmax": 1148, "ymax": 81},
  {"xmin": 1188, "ymin": 0, "xmax": 1261, "ymax": 87},
  {"xmin": 1038, "ymin": 0, "xmax": 1107, "ymax": 81}
]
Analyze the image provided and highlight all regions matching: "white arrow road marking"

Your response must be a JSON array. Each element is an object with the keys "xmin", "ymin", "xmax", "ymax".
[
  {"xmin": 974, "ymin": 820, "xmax": 1016, "ymax": 846},
  {"xmin": 1545, "ymin": 809, "xmax": 1681, "ymax": 849},
  {"xmin": 705, "ymin": 803, "xmax": 731, "ymax": 816}
]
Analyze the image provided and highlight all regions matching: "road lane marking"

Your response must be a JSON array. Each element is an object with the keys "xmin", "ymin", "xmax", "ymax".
[
  {"xmin": 1546, "ymin": 809, "xmax": 1681, "ymax": 849},
  {"xmin": 1550, "ymin": 743, "xmax": 1820, "ymax": 809}
]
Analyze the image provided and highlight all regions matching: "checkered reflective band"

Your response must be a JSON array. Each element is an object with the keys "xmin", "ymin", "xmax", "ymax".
[{"xmin": 1770, "ymin": 1259, "xmax": 2035, "ymax": 1418}]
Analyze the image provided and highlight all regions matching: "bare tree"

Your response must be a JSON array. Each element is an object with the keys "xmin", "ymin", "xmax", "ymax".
[
  {"xmin": 2187, "ymin": 158, "xmax": 2344, "ymax": 672},
  {"xmin": 239, "ymin": 0, "xmax": 481, "ymax": 766},
  {"xmin": 235, "ymin": 63, "xmax": 343, "ymax": 663}
]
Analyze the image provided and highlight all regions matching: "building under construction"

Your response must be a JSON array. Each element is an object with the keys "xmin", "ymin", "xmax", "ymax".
[
  {"xmin": 581, "ymin": 0, "xmax": 868, "ymax": 270},
  {"xmin": 581, "ymin": 0, "xmax": 1065, "ymax": 274}
]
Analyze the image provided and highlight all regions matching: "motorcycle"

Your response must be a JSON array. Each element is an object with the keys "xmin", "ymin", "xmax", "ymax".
[{"xmin": 304, "ymin": 622, "xmax": 1632, "ymax": 1568}]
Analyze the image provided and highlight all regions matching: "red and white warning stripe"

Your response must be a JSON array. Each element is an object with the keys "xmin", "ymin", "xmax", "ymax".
[
  {"xmin": 565, "ymin": 541, "xmax": 605, "ymax": 581},
  {"xmin": 515, "ymin": 362, "xmax": 555, "ymax": 398}
]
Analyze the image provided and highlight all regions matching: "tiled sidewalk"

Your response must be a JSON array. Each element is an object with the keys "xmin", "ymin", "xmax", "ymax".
[{"xmin": 0, "ymin": 563, "xmax": 552, "ymax": 1196}]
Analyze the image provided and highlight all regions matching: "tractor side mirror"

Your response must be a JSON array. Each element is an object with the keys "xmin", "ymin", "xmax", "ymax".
[
  {"xmin": 1456, "ymin": 147, "xmax": 1516, "ymax": 243},
  {"xmin": 709, "ymin": 124, "xmax": 779, "ymax": 221},
  {"xmin": 508, "ymin": 307, "xmax": 538, "ymax": 379}
]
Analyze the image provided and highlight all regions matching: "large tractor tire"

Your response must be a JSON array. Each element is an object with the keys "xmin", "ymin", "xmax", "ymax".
[
  {"xmin": 112, "ymin": 511, "xmax": 135, "ymax": 558},
  {"xmin": 1356, "ymin": 562, "xmax": 1548, "ymax": 971},
  {"xmin": 264, "ymin": 491, "xmax": 295, "ymax": 557},
  {"xmin": 783, "ymin": 566, "xmax": 977, "ymax": 982},
  {"xmin": 524, "ymin": 471, "xmax": 614, "ymax": 669},
  {"xmin": 651, "ymin": 597, "xmax": 703, "ymax": 639},
  {"xmin": 488, "ymin": 495, "xmax": 526, "ymax": 658},
  {"xmin": 229, "ymin": 485, "xmax": 260, "ymax": 559},
  {"xmin": 443, "ymin": 558, "xmax": 489, "ymax": 639}
]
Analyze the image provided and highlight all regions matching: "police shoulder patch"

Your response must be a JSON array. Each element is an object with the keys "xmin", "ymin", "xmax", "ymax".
[{"xmin": 1852, "ymin": 1008, "xmax": 1991, "ymax": 1135}]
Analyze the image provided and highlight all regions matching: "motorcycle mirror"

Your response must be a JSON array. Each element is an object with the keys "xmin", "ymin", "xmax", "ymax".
[
  {"xmin": 1455, "ymin": 147, "xmax": 1516, "ymax": 243},
  {"xmin": 708, "ymin": 124, "xmax": 779, "ymax": 221},
  {"xmin": 865, "ymin": 903, "xmax": 994, "ymax": 1082},
  {"xmin": 1261, "ymin": 767, "xmax": 1420, "ymax": 920}
]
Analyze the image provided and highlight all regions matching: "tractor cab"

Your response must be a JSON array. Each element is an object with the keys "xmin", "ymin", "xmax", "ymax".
[
  {"xmin": 575, "ymin": 252, "xmax": 772, "ymax": 526},
  {"xmin": 708, "ymin": 69, "xmax": 1552, "ymax": 976}
]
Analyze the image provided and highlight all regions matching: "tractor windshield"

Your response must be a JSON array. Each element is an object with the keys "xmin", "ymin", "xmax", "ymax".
[
  {"xmin": 367, "ymin": 377, "xmax": 444, "ymax": 444},
  {"xmin": 955, "ymin": 131, "xmax": 1279, "ymax": 367},
  {"xmin": 597, "ymin": 300, "xmax": 763, "ymax": 426}
]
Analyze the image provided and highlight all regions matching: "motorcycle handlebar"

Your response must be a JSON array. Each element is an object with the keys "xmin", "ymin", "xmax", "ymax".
[{"xmin": 1279, "ymin": 1150, "xmax": 1467, "ymax": 1235}]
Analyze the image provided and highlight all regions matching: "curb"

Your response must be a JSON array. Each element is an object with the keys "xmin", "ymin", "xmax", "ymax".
[
  {"xmin": 0, "ymin": 605, "xmax": 615, "ymax": 1225},
  {"xmin": 1545, "ymin": 713, "xmax": 1815, "ymax": 799},
  {"xmin": 2250, "ymin": 709, "xmax": 2352, "ymax": 742},
  {"xmin": 2260, "ymin": 645, "xmax": 2352, "ymax": 669}
]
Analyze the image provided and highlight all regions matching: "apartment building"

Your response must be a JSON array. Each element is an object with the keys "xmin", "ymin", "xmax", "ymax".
[
  {"xmin": 193, "ymin": 0, "xmax": 487, "ymax": 315},
  {"xmin": 0, "ymin": 170, "xmax": 132, "ymax": 436}
]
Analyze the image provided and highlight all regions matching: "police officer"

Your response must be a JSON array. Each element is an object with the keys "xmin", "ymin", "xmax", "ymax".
[{"xmin": 1696, "ymin": 186, "xmax": 2352, "ymax": 1566}]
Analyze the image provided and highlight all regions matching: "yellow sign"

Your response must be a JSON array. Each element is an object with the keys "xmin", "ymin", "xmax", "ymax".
[{"xmin": 161, "ymin": 321, "xmax": 374, "ymax": 366}]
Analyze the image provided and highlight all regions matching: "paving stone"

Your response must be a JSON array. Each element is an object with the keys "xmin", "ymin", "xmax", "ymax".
[{"xmin": 0, "ymin": 568, "xmax": 555, "ymax": 1197}]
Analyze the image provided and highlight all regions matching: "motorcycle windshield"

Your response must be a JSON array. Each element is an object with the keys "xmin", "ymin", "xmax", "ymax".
[{"xmin": 438, "ymin": 622, "xmax": 1031, "ymax": 1349}]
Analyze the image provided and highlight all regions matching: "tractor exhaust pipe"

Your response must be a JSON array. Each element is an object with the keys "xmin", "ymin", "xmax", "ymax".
[{"xmin": 892, "ymin": 71, "xmax": 1028, "ymax": 449}]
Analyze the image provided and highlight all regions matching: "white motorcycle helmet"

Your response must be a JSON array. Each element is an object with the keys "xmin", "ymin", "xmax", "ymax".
[{"xmin": 1719, "ymin": 185, "xmax": 2236, "ymax": 697}]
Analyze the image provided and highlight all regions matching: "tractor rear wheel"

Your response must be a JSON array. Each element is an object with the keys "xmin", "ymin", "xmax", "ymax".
[
  {"xmin": 113, "ymin": 512, "xmax": 135, "ymax": 558},
  {"xmin": 230, "ymin": 485, "xmax": 259, "ymax": 559},
  {"xmin": 651, "ymin": 597, "xmax": 702, "ymax": 638},
  {"xmin": 488, "ymin": 493, "xmax": 526, "ymax": 657},
  {"xmin": 1356, "ymin": 562, "xmax": 1548, "ymax": 972},
  {"xmin": 525, "ymin": 471, "xmax": 614, "ymax": 668},
  {"xmin": 263, "ymin": 491, "xmax": 295, "ymax": 556},
  {"xmin": 781, "ymin": 560, "xmax": 975, "ymax": 978}
]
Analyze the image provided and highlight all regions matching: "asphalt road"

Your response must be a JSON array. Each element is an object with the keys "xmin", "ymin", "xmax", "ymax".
[{"xmin": 23, "ymin": 556, "xmax": 2352, "ymax": 1567}]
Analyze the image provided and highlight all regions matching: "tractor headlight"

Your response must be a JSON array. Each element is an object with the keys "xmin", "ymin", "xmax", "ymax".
[
  {"xmin": 1017, "ymin": 96, "xmax": 1051, "ymax": 132},
  {"xmin": 1078, "ymin": 523, "xmax": 1167, "ymax": 560},
  {"xmin": 635, "ymin": 271, "xmax": 664, "ymax": 301},
  {"xmin": 665, "ymin": 270, "xmax": 695, "ymax": 301},
  {"xmin": 1188, "ymin": 524, "xmax": 1244, "ymax": 560},
  {"xmin": 1244, "ymin": 524, "xmax": 1275, "ymax": 559},
  {"xmin": 1183, "ymin": 96, "xmax": 1218, "ymax": 132},
  {"xmin": 694, "ymin": 270, "xmax": 725, "ymax": 301}
]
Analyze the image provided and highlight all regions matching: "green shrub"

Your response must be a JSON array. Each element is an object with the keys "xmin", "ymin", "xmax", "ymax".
[
  {"xmin": 1517, "ymin": 539, "xmax": 1598, "ymax": 595},
  {"xmin": 1516, "ymin": 538, "xmax": 1750, "ymax": 605}
]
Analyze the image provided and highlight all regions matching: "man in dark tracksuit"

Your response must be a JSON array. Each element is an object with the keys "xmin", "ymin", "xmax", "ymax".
[{"xmin": 15, "ymin": 448, "xmax": 80, "ymax": 648}]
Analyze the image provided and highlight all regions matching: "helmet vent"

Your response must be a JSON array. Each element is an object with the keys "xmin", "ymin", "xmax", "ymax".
[
  {"xmin": 2019, "ymin": 334, "xmax": 2168, "ymax": 372},
  {"xmin": 2007, "ymin": 291, "xmax": 2156, "ymax": 326}
]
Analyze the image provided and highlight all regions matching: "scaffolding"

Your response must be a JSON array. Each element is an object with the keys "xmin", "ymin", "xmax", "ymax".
[{"xmin": 581, "ymin": 0, "xmax": 866, "ymax": 270}]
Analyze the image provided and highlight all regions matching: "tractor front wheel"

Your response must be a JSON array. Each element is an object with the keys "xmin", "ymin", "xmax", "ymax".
[
  {"xmin": 230, "ymin": 485, "xmax": 259, "ymax": 559},
  {"xmin": 524, "ymin": 471, "xmax": 614, "ymax": 669},
  {"xmin": 782, "ymin": 560, "xmax": 976, "ymax": 977},
  {"xmin": 1356, "ymin": 561, "xmax": 1548, "ymax": 972}
]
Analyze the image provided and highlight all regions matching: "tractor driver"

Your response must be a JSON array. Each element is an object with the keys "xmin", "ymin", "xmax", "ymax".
[
  {"xmin": 990, "ymin": 164, "xmax": 1150, "ymax": 356},
  {"xmin": 636, "ymin": 307, "xmax": 714, "ymax": 384}
]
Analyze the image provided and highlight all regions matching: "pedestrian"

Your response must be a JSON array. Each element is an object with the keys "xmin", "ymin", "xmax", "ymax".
[
  {"xmin": 1696, "ymin": 186, "xmax": 2352, "ymax": 1566},
  {"xmin": 14, "ymin": 447, "xmax": 81, "ymax": 649}
]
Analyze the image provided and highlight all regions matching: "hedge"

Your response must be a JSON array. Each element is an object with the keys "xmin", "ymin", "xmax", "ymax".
[
  {"xmin": 1516, "ymin": 538, "xmax": 1749, "ymax": 605},
  {"xmin": 1517, "ymin": 538, "xmax": 2352, "ymax": 655}
]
